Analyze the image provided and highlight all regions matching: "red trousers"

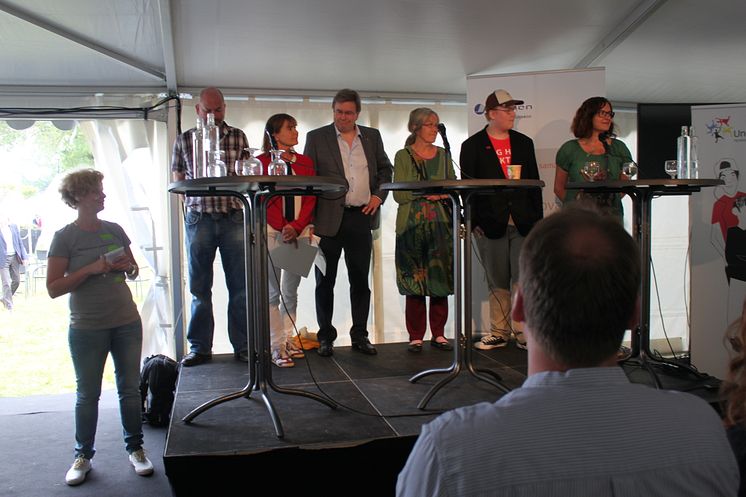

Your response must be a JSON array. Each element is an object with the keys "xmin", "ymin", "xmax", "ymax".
[{"xmin": 405, "ymin": 296, "xmax": 449, "ymax": 341}]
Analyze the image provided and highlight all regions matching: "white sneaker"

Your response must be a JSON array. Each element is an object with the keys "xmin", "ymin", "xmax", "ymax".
[
  {"xmin": 65, "ymin": 456, "xmax": 91, "ymax": 486},
  {"xmin": 129, "ymin": 449, "xmax": 154, "ymax": 476},
  {"xmin": 474, "ymin": 335, "xmax": 509, "ymax": 350}
]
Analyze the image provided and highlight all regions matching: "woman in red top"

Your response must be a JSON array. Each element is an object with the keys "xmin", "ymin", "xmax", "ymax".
[{"xmin": 259, "ymin": 114, "xmax": 316, "ymax": 367}]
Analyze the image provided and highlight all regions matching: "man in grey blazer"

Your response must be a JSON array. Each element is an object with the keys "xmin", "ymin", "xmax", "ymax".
[{"xmin": 304, "ymin": 89, "xmax": 393, "ymax": 357}]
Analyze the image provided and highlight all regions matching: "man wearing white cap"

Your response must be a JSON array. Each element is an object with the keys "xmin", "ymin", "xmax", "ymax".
[{"xmin": 460, "ymin": 89, "xmax": 543, "ymax": 350}]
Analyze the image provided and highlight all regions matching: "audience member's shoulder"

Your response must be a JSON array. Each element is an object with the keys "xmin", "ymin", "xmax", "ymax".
[
  {"xmin": 425, "ymin": 400, "xmax": 504, "ymax": 441},
  {"xmin": 640, "ymin": 385, "xmax": 723, "ymax": 425}
]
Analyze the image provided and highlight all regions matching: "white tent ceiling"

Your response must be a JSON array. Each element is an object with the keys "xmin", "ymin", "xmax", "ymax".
[{"xmin": 1, "ymin": 0, "xmax": 744, "ymax": 104}]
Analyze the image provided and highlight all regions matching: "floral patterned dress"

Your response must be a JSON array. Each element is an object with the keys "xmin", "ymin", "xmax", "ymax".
[{"xmin": 393, "ymin": 146, "xmax": 455, "ymax": 297}]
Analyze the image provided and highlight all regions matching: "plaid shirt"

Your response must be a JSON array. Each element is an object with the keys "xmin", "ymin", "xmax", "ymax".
[{"xmin": 170, "ymin": 121, "xmax": 250, "ymax": 213}]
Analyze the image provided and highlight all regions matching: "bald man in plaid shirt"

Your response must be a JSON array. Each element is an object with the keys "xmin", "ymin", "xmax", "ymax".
[{"xmin": 171, "ymin": 87, "xmax": 250, "ymax": 367}]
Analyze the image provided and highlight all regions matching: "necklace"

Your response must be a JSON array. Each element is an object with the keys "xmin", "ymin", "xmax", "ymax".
[
  {"xmin": 411, "ymin": 144, "xmax": 436, "ymax": 160},
  {"xmin": 578, "ymin": 137, "xmax": 604, "ymax": 155}
]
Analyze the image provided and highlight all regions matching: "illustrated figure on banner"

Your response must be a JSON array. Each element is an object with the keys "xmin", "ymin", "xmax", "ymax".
[{"xmin": 711, "ymin": 159, "xmax": 746, "ymax": 323}]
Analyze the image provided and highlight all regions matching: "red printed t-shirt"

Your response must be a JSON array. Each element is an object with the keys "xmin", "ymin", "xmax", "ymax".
[
  {"xmin": 488, "ymin": 135, "xmax": 511, "ymax": 177},
  {"xmin": 712, "ymin": 192, "xmax": 746, "ymax": 240}
]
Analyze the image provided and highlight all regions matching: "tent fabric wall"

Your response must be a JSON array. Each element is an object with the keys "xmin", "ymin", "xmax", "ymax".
[{"xmin": 81, "ymin": 119, "xmax": 175, "ymax": 359}]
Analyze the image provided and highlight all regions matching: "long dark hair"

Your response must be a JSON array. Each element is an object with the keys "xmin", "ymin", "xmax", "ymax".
[
  {"xmin": 262, "ymin": 113, "xmax": 297, "ymax": 152},
  {"xmin": 571, "ymin": 96, "xmax": 616, "ymax": 139},
  {"xmin": 722, "ymin": 300, "xmax": 746, "ymax": 427}
]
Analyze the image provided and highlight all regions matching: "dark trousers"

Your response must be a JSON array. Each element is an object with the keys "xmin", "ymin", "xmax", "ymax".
[
  {"xmin": 315, "ymin": 208, "xmax": 372, "ymax": 343},
  {"xmin": 405, "ymin": 296, "xmax": 448, "ymax": 341}
]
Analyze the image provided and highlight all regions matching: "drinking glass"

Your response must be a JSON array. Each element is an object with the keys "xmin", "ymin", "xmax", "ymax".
[
  {"xmin": 582, "ymin": 161, "xmax": 601, "ymax": 181},
  {"xmin": 664, "ymin": 160, "xmax": 678, "ymax": 179},
  {"xmin": 622, "ymin": 161, "xmax": 638, "ymax": 180},
  {"xmin": 268, "ymin": 149, "xmax": 287, "ymax": 176},
  {"xmin": 234, "ymin": 159, "xmax": 247, "ymax": 176},
  {"xmin": 244, "ymin": 147, "xmax": 263, "ymax": 175}
]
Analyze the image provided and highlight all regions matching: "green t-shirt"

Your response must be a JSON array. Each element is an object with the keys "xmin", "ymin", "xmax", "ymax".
[{"xmin": 555, "ymin": 138, "xmax": 633, "ymax": 216}]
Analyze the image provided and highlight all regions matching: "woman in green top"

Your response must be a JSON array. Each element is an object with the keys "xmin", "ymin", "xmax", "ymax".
[
  {"xmin": 554, "ymin": 97, "xmax": 633, "ymax": 217},
  {"xmin": 393, "ymin": 108, "xmax": 455, "ymax": 353}
]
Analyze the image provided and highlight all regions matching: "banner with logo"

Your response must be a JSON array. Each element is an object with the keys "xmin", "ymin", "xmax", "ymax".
[
  {"xmin": 466, "ymin": 67, "xmax": 605, "ymax": 215},
  {"xmin": 465, "ymin": 68, "xmax": 605, "ymax": 336},
  {"xmin": 690, "ymin": 104, "xmax": 746, "ymax": 379}
]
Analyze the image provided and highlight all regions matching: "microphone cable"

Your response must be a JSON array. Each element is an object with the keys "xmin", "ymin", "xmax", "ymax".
[{"xmin": 264, "ymin": 223, "xmax": 450, "ymax": 419}]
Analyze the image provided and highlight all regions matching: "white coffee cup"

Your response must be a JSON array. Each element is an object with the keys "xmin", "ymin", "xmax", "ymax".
[{"xmin": 507, "ymin": 164, "xmax": 522, "ymax": 180}]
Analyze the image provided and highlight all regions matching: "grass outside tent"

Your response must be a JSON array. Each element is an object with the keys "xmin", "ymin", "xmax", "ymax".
[{"xmin": 0, "ymin": 280, "xmax": 147, "ymax": 397}]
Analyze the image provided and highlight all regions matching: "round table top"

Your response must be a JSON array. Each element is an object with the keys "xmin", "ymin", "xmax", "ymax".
[
  {"xmin": 567, "ymin": 178, "xmax": 723, "ymax": 191},
  {"xmin": 381, "ymin": 178, "xmax": 544, "ymax": 192},
  {"xmin": 169, "ymin": 175, "xmax": 348, "ymax": 195}
]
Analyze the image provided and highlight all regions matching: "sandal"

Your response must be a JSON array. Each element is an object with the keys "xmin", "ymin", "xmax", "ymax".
[
  {"xmin": 408, "ymin": 341, "xmax": 423, "ymax": 353},
  {"xmin": 272, "ymin": 350, "xmax": 295, "ymax": 368},
  {"xmin": 286, "ymin": 340, "xmax": 305, "ymax": 359}
]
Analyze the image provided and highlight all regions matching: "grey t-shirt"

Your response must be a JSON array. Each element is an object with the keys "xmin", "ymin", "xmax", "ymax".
[{"xmin": 49, "ymin": 220, "xmax": 140, "ymax": 330}]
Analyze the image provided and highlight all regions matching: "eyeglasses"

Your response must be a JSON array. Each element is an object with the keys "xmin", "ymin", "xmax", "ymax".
[
  {"xmin": 493, "ymin": 106, "xmax": 516, "ymax": 113},
  {"xmin": 421, "ymin": 122, "xmax": 440, "ymax": 128},
  {"xmin": 597, "ymin": 110, "xmax": 615, "ymax": 118}
]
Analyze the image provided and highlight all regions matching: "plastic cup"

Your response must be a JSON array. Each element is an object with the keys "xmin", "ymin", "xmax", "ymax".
[{"xmin": 507, "ymin": 164, "xmax": 522, "ymax": 180}]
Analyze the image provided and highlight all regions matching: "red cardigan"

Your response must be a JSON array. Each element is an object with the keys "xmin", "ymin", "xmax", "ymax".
[{"xmin": 258, "ymin": 152, "xmax": 316, "ymax": 234}]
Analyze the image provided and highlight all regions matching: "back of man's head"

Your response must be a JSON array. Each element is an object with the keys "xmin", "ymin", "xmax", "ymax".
[{"xmin": 519, "ymin": 206, "xmax": 640, "ymax": 368}]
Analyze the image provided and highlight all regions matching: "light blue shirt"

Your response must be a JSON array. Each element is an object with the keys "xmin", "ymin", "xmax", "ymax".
[
  {"xmin": 397, "ymin": 367, "xmax": 738, "ymax": 497},
  {"xmin": 336, "ymin": 125, "xmax": 371, "ymax": 207}
]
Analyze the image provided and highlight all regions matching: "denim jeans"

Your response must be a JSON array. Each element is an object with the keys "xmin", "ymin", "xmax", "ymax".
[
  {"xmin": 184, "ymin": 210, "xmax": 248, "ymax": 354},
  {"xmin": 68, "ymin": 319, "xmax": 143, "ymax": 459}
]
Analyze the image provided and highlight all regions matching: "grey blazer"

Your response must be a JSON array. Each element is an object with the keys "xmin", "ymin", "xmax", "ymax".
[{"xmin": 303, "ymin": 123, "xmax": 393, "ymax": 237}]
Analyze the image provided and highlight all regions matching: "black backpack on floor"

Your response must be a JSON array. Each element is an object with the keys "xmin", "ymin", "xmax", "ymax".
[{"xmin": 139, "ymin": 354, "xmax": 179, "ymax": 427}]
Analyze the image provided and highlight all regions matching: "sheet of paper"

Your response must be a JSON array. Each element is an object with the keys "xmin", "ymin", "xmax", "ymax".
[{"xmin": 268, "ymin": 233, "xmax": 319, "ymax": 278}]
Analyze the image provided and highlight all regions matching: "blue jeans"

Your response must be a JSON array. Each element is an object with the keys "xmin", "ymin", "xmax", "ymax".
[
  {"xmin": 68, "ymin": 319, "xmax": 143, "ymax": 459},
  {"xmin": 184, "ymin": 210, "xmax": 248, "ymax": 354}
]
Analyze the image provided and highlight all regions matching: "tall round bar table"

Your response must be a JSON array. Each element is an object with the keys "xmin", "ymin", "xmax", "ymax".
[
  {"xmin": 381, "ymin": 179, "xmax": 544, "ymax": 408},
  {"xmin": 566, "ymin": 178, "xmax": 722, "ymax": 387},
  {"xmin": 169, "ymin": 175, "xmax": 346, "ymax": 438}
]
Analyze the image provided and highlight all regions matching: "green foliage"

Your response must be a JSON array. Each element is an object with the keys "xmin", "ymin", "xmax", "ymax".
[{"xmin": 0, "ymin": 121, "xmax": 94, "ymax": 199}]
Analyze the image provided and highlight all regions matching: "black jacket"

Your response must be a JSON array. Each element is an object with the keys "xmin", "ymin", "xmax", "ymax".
[{"xmin": 460, "ymin": 127, "xmax": 543, "ymax": 239}]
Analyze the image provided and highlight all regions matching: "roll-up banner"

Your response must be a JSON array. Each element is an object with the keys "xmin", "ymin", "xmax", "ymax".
[{"xmin": 691, "ymin": 104, "xmax": 746, "ymax": 379}]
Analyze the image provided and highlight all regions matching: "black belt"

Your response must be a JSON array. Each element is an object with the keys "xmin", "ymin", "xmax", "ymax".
[
  {"xmin": 192, "ymin": 209, "xmax": 241, "ymax": 219},
  {"xmin": 344, "ymin": 205, "xmax": 364, "ymax": 211}
]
